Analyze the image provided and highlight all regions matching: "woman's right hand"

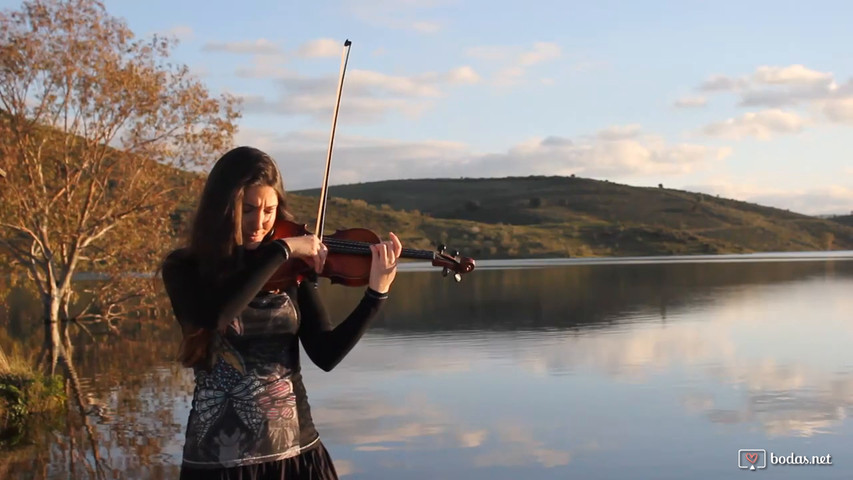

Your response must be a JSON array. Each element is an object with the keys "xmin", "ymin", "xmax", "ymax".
[{"xmin": 281, "ymin": 235, "xmax": 327, "ymax": 274}]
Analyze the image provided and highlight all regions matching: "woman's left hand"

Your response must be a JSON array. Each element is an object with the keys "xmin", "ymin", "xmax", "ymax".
[{"xmin": 368, "ymin": 232, "xmax": 402, "ymax": 294}]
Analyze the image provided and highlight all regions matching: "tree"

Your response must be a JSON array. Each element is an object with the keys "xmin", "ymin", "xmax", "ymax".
[{"xmin": 0, "ymin": 0, "xmax": 240, "ymax": 373}]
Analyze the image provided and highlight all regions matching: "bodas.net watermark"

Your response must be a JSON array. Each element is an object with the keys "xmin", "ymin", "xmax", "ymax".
[{"xmin": 738, "ymin": 449, "xmax": 833, "ymax": 471}]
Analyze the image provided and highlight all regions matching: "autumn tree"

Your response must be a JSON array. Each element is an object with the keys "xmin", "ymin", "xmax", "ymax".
[{"xmin": 0, "ymin": 0, "xmax": 240, "ymax": 373}]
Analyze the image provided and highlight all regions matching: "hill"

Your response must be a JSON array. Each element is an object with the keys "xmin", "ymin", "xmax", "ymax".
[
  {"xmin": 831, "ymin": 215, "xmax": 853, "ymax": 228},
  {"xmin": 291, "ymin": 175, "xmax": 853, "ymax": 259}
]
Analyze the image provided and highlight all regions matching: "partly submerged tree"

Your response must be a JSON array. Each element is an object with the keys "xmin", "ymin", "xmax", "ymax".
[{"xmin": 0, "ymin": 0, "xmax": 240, "ymax": 373}]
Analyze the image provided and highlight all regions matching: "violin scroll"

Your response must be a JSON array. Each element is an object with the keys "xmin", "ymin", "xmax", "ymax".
[{"xmin": 432, "ymin": 245, "xmax": 475, "ymax": 282}]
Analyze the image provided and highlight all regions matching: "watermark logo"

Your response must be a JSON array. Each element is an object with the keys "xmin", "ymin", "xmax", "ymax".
[
  {"xmin": 737, "ymin": 449, "xmax": 833, "ymax": 470},
  {"xmin": 738, "ymin": 449, "xmax": 767, "ymax": 471}
]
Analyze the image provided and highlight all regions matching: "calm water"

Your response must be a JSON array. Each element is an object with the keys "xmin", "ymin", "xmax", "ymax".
[{"xmin": 2, "ymin": 253, "xmax": 853, "ymax": 479}]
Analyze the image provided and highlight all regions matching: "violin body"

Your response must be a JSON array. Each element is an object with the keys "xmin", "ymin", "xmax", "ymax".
[{"xmin": 263, "ymin": 219, "xmax": 384, "ymax": 290}]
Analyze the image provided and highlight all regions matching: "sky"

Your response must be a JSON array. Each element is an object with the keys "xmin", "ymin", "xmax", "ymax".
[{"xmin": 4, "ymin": 0, "xmax": 853, "ymax": 215}]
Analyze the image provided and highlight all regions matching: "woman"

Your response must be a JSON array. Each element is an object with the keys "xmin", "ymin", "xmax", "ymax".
[{"xmin": 161, "ymin": 146, "xmax": 402, "ymax": 479}]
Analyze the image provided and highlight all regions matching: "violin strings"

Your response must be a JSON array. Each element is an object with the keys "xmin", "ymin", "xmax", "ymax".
[{"xmin": 322, "ymin": 238, "xmax": 435, "ymax": 260}]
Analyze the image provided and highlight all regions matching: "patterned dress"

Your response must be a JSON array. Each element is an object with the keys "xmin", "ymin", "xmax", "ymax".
[{"xmin": 183, "ymin": 290, "xmax": 315, "ymax": 467}]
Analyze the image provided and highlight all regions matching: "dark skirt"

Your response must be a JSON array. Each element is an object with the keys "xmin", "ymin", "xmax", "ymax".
[{"xmin": 179, "ymin": 442, "xmax": 339, "ymax": 480}]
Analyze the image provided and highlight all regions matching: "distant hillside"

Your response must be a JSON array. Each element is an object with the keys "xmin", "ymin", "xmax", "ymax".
[
  {"xmin": 292, "ymin": 175, "xmax": 853, "ymax": 258},
  {"xmin": 831, "ymin": 215, "xmax": 853, "ymax": 228}
]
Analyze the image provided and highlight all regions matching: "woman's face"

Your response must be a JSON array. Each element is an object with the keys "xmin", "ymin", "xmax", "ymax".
[{"xmin": 241, "ymin": 185, "xmax": 278, "ymax": 250}]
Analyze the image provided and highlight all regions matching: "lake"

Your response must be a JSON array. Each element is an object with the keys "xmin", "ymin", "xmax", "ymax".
[{"xmin": 2, "ymin": 252, "xmax": 852, "ymax": 479}]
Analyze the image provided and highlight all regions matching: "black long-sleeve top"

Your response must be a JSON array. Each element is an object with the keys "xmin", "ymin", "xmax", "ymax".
[{"xmin": 161, "ymin": 240, "xmax": 387, "ymax": 469}]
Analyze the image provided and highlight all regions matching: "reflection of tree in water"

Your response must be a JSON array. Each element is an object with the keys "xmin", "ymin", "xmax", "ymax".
[
  {"xmin": 318, "ymin": 260, "xmax": 853, "ymax": 333},
  {"xmin": 56, "ymin": 321, "xmax": 190, "ymax": 479},
  {"xmin": 0, "ymin": 293, "xmax": 189, "ymax": 479}
]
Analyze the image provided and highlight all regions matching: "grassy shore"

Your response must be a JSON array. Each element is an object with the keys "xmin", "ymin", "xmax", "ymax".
[{"xmin": 0, "ymin": 347, "xmax": 65, "ymax": 447}]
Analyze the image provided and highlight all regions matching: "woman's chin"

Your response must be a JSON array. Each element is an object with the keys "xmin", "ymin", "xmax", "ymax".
[{"xmin": 244, "ymin": 240, "xmax": 262, "ymax": 250}]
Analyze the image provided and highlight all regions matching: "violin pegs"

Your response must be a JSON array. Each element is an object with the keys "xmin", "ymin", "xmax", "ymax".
[
  {"xmin": 452, "ymin": 250, "xmax": 459, "ymax": 257},
  {"xmin": 454, "ymin": 273, "xmax": 462, "ymax": 282},
  {"xmin": 442, "ymin": 267, "xmax": 449, "ymax": 277},
  {"xmin": 437, "ymin": 243, "xmax": 447, "ymax": 254}
]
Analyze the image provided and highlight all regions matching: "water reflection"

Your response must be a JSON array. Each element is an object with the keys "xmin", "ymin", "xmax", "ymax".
[
  {"xmin": 311, "ymin": 259, "xmax": 853, "ymax": 479},
  {"xmin": 0, "ymin": 258, "xmax": 851, "ymax": 479}
]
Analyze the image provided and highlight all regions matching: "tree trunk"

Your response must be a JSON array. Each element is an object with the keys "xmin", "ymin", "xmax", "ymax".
[{"xmin": 41, "ymin": 290, "xmax": 66, "ymax": 375}]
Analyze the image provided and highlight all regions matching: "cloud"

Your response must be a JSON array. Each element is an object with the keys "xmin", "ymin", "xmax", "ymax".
[
  {"xmin": 819, "ymin": 97, "xmax": 853, "ymax": 122},
  {"xmin": 701, "ymin": 109, "xmax": 808, "ymax": 140},
  {"xmin": 457, "ymin": 430, "xmax": 488, "ymax": 448},
  {"xmin": 594, "ymin": 124, "xmax": 642, "ymax": 141},
  {"xmin": 202, "ymin": 39, "xmax": 283, "ymax": 54},
  {"xmin": 699, "ymin": 365, "xmax": 853, "ymax": 438},
  {"xmin": 235, "ymin": 129, "xmax": 470, "ymax": 188},
  {"xmin": 472, "ymin": 423, "xmax": 572, "ymax": 468},
  {"xmin": 446, "ymin": 66, "xmax": 481, "ymax": 85},
  {"xmin": 674, "ymin": 96, "xmax": 707, "ymax": 108},
  {"xmin": 747, "ymin": 186, "xmax": 853, "ymax": 215},
  {"xmin": 739, "ymin": 84, "xmax": 833, "ymax": 108},
  {"xmin": 686, "ymin": 181, "xmax": 853, "ymax": 215},
  {"xmin": 296, "ymin": 38, "xmax": 342, "ymax": 58},
  {"xmin": 227, "ymin": 38, "xmax": 362, "ymax": 79},
  {"xmin": 310, "ymin": 393, "xmax": 488, "ymax": 452},
  {"xmin": 236, "ymin": 125, "xmax": 729, "ymax": 190},
  {"xmin": 696, "ymin": 64, "xmax": 853, "ymax": 126},
  {"xmin": 237, "ymin": 65, "xmax": 480, "ymax": 122},
  {"xmin": 480, "ymin": 128, "xmax": 729, "ymax": 178},
  {"xmin": 234, "ymin": 55, "xmax": 290, "ymax": 79},
  {"xmin": 465, "ymin": 42, "xmax": 562, "ymax": 65},
  {"xmin": 465, "ymin": 42, "xmax": 563, "ymax": 88},
  {"xmin": 348, "ymin": 70, "xmax": 442, "ymax": 97},
  {"xmin": 519, "ymin": 42, "xmax": 562, "ymax": 66},
  {"xmin": 241, "ymin": 92, "xmax": 431, "ymax": 124},
  {"xmin": 348, "ymin": 0, "xmax": 447, "ymax": 34},
  {"xmin": 700, "ymin": 65, "xmax": 833, "ymax": 93},
  {"xmin": 700, "ymin": 74, "xmax": 748, "ymax": 92},
  {"xmin": 494, "ymin": 66, "xmax": 526, "ymax": 87},
  {"xmin": 332, "ymin": 460, "xmax": 355, "ymax": 476},
  {"xmin": 310, "ymin": 387, "xmax": 572, "ymax": 470},
  {"xmin": 753, "ymin": 65, "xmax": 834, "ymax": 86}
]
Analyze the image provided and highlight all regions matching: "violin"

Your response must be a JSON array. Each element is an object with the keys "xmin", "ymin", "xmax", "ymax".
[
  {"xmin": 262, "ymin": 218, "xmax": 475, "ymax": 291},
  {"xmin": 261, "ymin": 39, "xmax": 475, "ymax": 292}
]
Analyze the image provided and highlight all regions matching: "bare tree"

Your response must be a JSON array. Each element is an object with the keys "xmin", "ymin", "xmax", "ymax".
[{"xmin": 0, "ymin": 0, "xmax": 240, "ymax": 373}]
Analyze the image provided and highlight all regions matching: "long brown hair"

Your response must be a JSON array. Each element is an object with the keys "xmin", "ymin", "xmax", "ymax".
[{"xmin": 176, "ymin": 146, "xmax": 293, "ymax": 367}]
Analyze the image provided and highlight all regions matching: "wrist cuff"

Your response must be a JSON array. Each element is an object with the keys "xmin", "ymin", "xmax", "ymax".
[
  {"xmin": 273, "ymin": 239, "xmax": 291, "ymax": 260},
  {"xmin": 366, "ymin": 287, "xmax": 389, "ymax": 300}
]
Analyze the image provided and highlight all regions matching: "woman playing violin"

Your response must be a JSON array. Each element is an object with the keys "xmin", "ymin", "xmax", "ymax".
[{"xmin": 161, "ymin": 146, "xmax": 402, "ymax": 479}]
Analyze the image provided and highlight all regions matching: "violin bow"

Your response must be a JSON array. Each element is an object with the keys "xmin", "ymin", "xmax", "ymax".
[
  {"xmin": 305, "ymin": 39, "xmax": 351, "ymax": 287},
  {"xmin": 314, "ymin": 39, "xmax": 352, "ymax": 240},
  {"xmin": 307, "ymin": 40, "xmax": 474, "ymax": 284}
]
